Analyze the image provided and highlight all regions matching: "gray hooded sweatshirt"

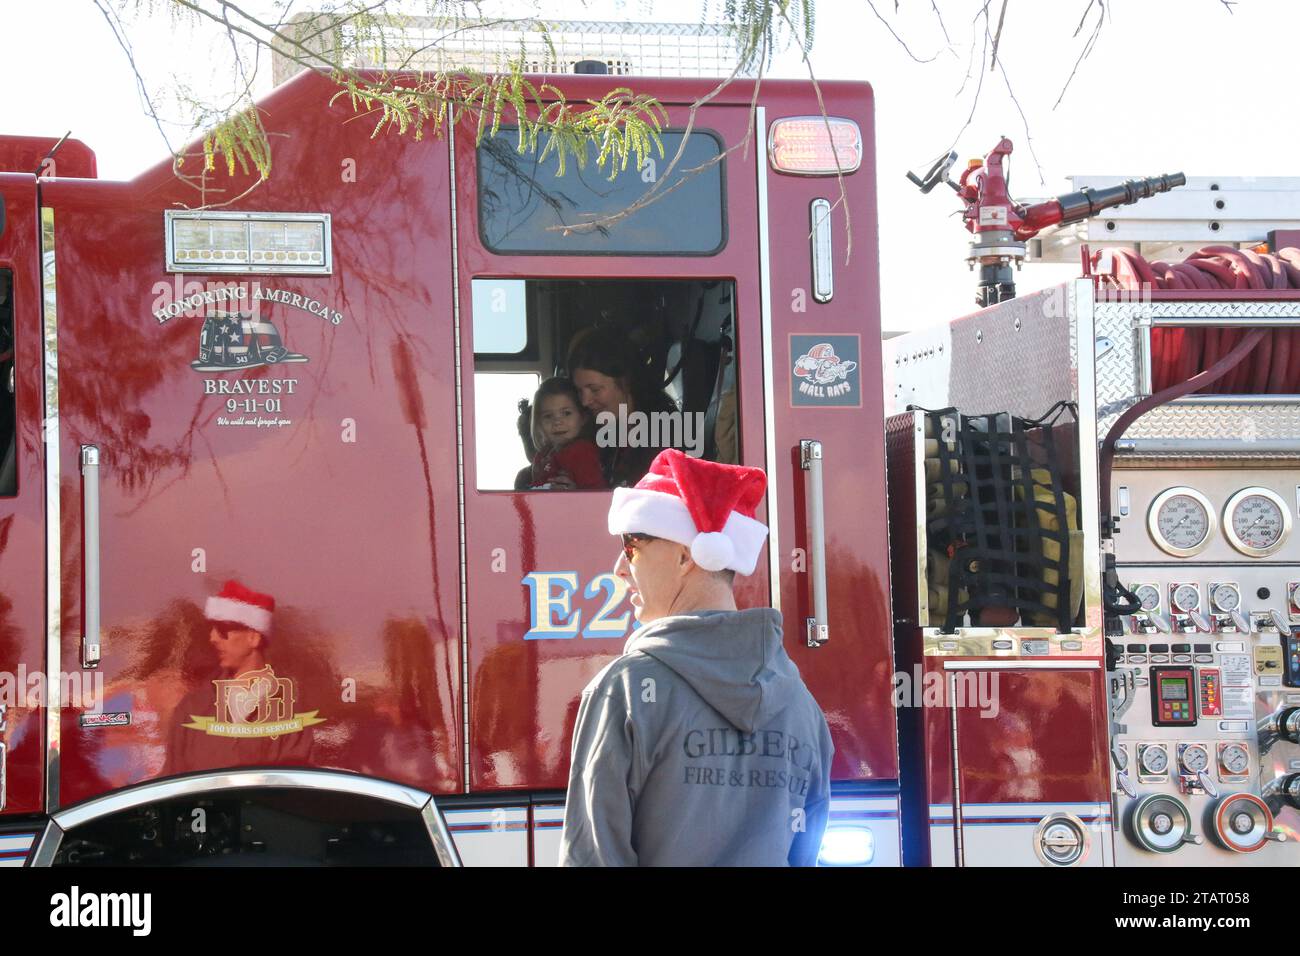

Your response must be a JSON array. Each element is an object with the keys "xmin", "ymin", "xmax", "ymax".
[{"xmin": 558, "ymin": 607, "xmax": 834, "ymax": 866}]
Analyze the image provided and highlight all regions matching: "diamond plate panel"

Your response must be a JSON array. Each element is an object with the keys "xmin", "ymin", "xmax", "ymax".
[
  {"xmin": 1123, "ymin": 402, "xmax": 1300, "ymax": 443},
  {"xmin": 884, "ymin": 283, "xmax": 1084, "ymax": 418},
  {"xmin": 944, "ymin": 286, "xmax": 1079, "ymax": 418},
  {"xmin": 1093, "ymin": 301, "xmax": 1142, "ymax": 430},
  {"xmin": 1094, "ymin": 297, "xmax": 1300, "ymax": 442}
]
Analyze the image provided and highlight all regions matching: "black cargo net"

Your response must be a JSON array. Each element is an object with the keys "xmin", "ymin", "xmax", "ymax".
[{"xmin": 916, "ymin": 402, "xmax": 1078, "ymax": 634}]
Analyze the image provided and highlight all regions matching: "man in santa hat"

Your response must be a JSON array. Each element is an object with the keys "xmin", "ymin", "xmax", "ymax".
[
  {"xmin": 204, "ymin": 579, "xmax": 276, "ymax": 678},
  {"xmin": 165, "ymin": 580, "xmax": 314, "ymax": 774},
  {"xmin": 558, "ymin": 450, "xmax": 834, "ymax": 866}
]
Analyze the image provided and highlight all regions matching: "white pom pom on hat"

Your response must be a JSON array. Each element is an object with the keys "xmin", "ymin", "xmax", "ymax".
[
  {"xmin": 690, "ymin": 531, "xmax": 736, "ymax": 572},
  {"xmin": 607, "ymin": 449, "xmax": 769, "ymax": 576}
]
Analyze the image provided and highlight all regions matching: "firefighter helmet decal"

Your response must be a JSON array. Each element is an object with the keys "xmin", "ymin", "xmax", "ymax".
[{"xmin": 192, "ymin": 312, "xmax": 309, "ymax": 372}]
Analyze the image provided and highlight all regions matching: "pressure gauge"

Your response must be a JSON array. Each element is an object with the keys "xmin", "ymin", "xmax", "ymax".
[
  {"xmin": 1220, "ymin": 743, "xmax": 1250, "ymax": 776},
  {"xmin": 1209, "ymin": 583, "xmax": 1241, "ymax": 614},
  {"xmin": 1171, "ymin": 584, "xmax": 1201, "ymax": 614},
  {"xmin": 1140, "ymin": 745, "xmax": 1169, "ymax": 776},
  {"xmin": 1148, "ymin": 487, "xmax": 1215, "ymax": 557},
  {"xmin": 1113, "ymin": 746, "xmax": 1129, "ymax": 773},
  {"xmin": 1223, "ymin": 487, "xmax": 1292, "ymax": 558},
  {"xmin": 1134, "ymin": 584, "xmax": 1161, "ymax": 612},
  {"xmin": 1180, "ymin": 744, "xmax": 1209, "ymax": 774}
]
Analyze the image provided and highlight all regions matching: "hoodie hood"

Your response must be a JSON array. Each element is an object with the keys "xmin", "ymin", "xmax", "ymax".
[{"xmin": 623, "ymin": 607, "xmax": 802, "ymax": 734}]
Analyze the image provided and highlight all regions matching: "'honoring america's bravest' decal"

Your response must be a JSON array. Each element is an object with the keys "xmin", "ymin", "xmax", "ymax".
[{"xmin": 149, "ymin": 280, "xmax": 344, "ymax": 430}]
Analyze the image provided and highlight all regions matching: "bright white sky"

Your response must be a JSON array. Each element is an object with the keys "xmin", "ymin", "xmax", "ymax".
[{"xmin": 3, "ymin": 0, "xmax": 1297, "ymax": 331}]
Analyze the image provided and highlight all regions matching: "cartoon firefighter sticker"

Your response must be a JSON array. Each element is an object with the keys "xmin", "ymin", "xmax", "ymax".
[
  {"xmin": 192, "ymin": 312, "xmax": 309, "ymax": 371},
  {"xmin": 794, "ymin": 342, "xmax": 857, "ymax": 385},
  {"xmin": 791, "ymin": 335, "xmax": 861, "ymax": 406}
]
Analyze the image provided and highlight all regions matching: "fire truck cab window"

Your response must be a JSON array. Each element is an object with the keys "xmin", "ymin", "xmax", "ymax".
[
  {"xmin": 477, "ymin": 130, "xmax": 726, "ymax": 256},
  {"xmin": 0, "ymin": 270, "xmax": 15, "ymax": 497},
  {"xmin": 472, "ymin": 277, "xmax": 739, "ymax": 491}
]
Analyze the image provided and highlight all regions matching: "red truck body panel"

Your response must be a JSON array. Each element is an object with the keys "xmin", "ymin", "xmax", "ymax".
[
  {"xmin": 0, "ymin": 172, "xmax": 47, "ymax": 814},
  {"xmin": 2, "ymin": 68, "xmax": 894, "ymax": 813}
]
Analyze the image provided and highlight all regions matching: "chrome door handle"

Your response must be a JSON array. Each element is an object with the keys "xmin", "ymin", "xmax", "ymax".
[
  {"xmin": 80, "ymin": 445, "xmax": 101, "ymax": 668},
  {"xmin": 800, "ymin": 439, "xmax": 828, "ymax": 647}
]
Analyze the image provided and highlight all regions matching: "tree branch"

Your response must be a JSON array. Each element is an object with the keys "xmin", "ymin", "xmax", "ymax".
[
  {"xmin": 996, "ymin": 58, "xmax": 1044, "ymax": 186},
  {"xmin": 865, "ymin": 0, "xmax": 939, "ymax": 63},
  {"xmin": 1054, "ymin": 0, "xmax": 1105, "ymax": 109},
  {"xmin": 989, "ymin": 0, "xmax": 1009, "ymax": 71},
  {"xmin": 930, "ymin": 0, "xmax": 952, "ymax": 46}
]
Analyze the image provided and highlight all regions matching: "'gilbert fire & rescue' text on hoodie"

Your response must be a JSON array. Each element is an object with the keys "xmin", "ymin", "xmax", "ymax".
[{"xmin": 558, "ymin": 607, "xmax": 834, "ymax": 866}]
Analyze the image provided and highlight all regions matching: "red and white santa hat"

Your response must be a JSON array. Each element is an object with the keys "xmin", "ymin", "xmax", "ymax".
[
  {"xmin": 607, "ymin": 449, "xmax": 769, "ymax": 575},
  {"xmin": 205, "ymin": 580, "xmax": 275, "ymax": 635}
]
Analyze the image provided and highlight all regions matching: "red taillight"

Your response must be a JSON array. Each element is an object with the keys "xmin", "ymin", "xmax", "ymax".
[{"xmin": 768, "ymin": 117, "xmax": 862, "ymax": 176}]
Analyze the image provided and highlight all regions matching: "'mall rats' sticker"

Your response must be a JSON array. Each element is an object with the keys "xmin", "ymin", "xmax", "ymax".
[
  {"xmin": 182, "ymin": 665, "xmax": 325, "ymax": 740},
  {"xmin": 151, "ymin": 280, "xmax": 343, "ymax": 430},
  {"xmin": 791, "ymin": 334, "xmax": 861, "ymax": 407}
]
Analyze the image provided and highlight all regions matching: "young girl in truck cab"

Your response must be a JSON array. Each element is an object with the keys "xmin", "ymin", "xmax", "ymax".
[{"xmin": 529, "ymin": 377, "xmax": 607, "ymax": 490}]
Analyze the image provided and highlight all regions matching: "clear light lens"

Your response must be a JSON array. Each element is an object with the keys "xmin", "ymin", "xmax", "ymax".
[
  {"xmin": 173, "ymin": 219, "xmax": 247, "ymax": 264},
  {"xmin": 167, "ymin": 213, "xmax": 330, "ymax": 273},
  {"xmin": 250, "ymin": 220, "xmax": 325, "ymax": 264},
  {"xmin": 818, "ymin": 825, "xmax": 875, "ymax": 866},
  {"xmin": 769, "ymin": 117, "xmax": 862, "ymax": 175}
]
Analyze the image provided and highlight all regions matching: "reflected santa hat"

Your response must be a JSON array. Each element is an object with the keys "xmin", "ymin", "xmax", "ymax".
[
  {"xmin": 607, "ymin": 449, "xmax": 769, "ymax": 575},
  {"xmin": 205, "ymin": 580, "xmax": 275, "ymax": 635}
]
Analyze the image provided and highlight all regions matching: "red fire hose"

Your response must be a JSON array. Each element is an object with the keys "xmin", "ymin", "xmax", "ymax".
[{"xmin": 1100, "ymin": 245, "xmax": 1300, "ymax": 393}]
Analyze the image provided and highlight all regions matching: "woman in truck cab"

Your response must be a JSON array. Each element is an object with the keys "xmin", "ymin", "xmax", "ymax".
[{"xmin": 562, "ymin": 330, "xmax": 680, "ymax": 489}]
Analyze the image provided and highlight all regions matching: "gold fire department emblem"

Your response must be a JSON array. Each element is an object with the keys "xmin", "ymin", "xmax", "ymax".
[{"xmin": 183, "ymin": 665, "xmax": 325, "ymax": 739}]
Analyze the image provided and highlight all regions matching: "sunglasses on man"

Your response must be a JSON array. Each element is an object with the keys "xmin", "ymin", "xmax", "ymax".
[{"xmin": 620, "ymin": 532, "xmax": 659, "ymax": 563}]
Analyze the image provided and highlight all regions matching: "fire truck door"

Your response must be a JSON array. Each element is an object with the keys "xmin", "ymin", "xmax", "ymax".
[
  {"xmin": 0, "ymin": 174, "xmax": 47, "ymax": 815},
  {"xmin": 942, "ymin": 663, "xmax": 1112, "ymax": 866},
  {"xmin": 42, "ymin": 103, "xmax": 464, "ymax": 808},
  {"xmin": 454, "ymin": 107, "xmax": 774, "ymax": 792}
]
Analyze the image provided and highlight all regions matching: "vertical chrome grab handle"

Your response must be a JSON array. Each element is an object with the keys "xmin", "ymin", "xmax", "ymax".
[
  {"xmin": 80, "ymin": 445, "xmax": 101, "ymax": 668},
  {"xmin": 800, "ymin": 439, "xmax": 829, "ymax": 647}
]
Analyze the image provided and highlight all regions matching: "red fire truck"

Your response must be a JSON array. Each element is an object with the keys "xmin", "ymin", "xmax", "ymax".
[
  {"xmin": 4, "ymin": 61, "xmax": 1297, "ymax": 869},
  {"xmin": 0, "ymin": 67, "xmax": 898, "ymax": 866}
]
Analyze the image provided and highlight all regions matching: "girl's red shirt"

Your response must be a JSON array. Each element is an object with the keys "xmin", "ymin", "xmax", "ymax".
[{"xmin": 531, "ymin": 438, "xmax": 607, "ymax": 489}]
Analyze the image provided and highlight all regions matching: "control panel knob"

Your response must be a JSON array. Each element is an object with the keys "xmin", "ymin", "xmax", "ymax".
[
  {"xmin": 1129, "ymin": 794, "xmax": 1196, "ymax": 853},
  {"xmin": 1210, "ymin": 793, "xmax": 1277, "ymax": 853}
]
